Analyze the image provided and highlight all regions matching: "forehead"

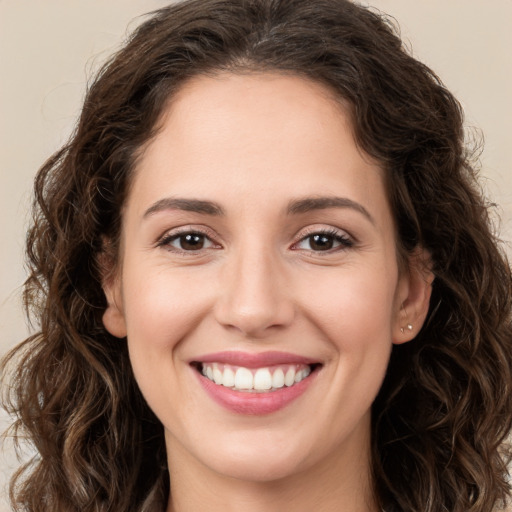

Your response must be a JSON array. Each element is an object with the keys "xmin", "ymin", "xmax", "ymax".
[
  {"xmin": 128, "ymin": 72, "xmax": 387, "ymax": 221},
  {"xmin": 167, "ymin": 71, "xmax": 347, "ymax": 122},
  {"xmin": 160, "ymin": 72, "xmax": 353, "ymax": 152}
]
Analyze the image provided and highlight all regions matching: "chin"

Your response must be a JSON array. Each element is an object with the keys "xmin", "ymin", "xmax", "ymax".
[
  {"xmin": 205, "ymin": 450, "xmax": 307, "ymax": 483},
  {"xmin": 174, "ymin": 426, "xmax": 315, "ymax": 483}
]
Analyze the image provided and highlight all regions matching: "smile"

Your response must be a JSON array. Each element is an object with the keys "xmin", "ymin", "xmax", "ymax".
[
  {"xmin": 199, "ymin": 362, "xmax": 312, "ymax": 392},
  {"xmin": 191, "ymin": 351, "xmax": 321, "ymax": 415}
]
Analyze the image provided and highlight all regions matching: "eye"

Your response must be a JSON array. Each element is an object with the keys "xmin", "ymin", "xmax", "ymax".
[
  {"xmin": 159, "ymin": 231, "xmax": 216, "ymax": 252},
  {"xmin": 294, "ymin": 229, "xmax": 353, "ymax": 252}
]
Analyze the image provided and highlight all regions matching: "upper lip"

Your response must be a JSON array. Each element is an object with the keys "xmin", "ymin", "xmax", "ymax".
[{"xmin": 191, "ymin": 350, "xmax": 318, "ymax": 368}]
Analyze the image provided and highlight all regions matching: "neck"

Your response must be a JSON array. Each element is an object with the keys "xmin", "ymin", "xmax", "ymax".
[{"xmin": 164, "ymin": 422, "xmax": 378, "ymax": 512}]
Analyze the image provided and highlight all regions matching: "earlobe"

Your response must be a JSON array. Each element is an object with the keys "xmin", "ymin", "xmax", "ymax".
[
  {"xmin": 103, "ymin": 296, "xmax": 127, "ymax": 339},
  {"xmin": 393, "ymin": 247, "xmax": 434, "ymax": 345},
  {"xmin": 102, "ymin": 277, "xmax": 127, "ymax": 338},
  {"xmin": 98, "ymin": 243, "xmax": 127, "ymax": 339}
]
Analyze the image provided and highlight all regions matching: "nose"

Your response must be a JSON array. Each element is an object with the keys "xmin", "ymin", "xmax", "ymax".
[{"xmin": 214, "ymin": 247, "xmax": 295, "ymax": 338}]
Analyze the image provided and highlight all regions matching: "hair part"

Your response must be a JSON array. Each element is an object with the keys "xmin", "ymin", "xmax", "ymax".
[{"xmin": 2, "ymin": 1, "xmax": 511, "ymax": 511}]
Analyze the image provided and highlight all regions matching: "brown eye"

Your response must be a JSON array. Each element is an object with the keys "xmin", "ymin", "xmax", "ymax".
[
  {"xmin": 162, "ymin": 232, "xmax": 215, "ymax": 251},
  {"xmin": 295, "ymin": 230, "xmax": 353, "ymax": 252},
  {"xmin": 309, "ymin": 234, "xmax": 334, "ymax": 251},
  {"xmin": 179, "ymin": 233, "xmax": 205, "ymax": 250}
]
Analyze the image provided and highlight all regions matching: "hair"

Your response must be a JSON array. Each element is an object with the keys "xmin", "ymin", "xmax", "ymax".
[{"xmin": 2, "ymin": 0, "xmax": 511, "ymax": 510}]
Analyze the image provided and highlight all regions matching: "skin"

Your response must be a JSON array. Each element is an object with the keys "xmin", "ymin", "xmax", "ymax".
[{"xmin": 103, "ymin": 73, "xmax": 432, "ymax": 512}]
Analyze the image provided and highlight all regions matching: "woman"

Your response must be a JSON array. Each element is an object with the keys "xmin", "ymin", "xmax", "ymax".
[{"xmin": 2, "ymin": 0, "xmax": 511, "ymax": 510}]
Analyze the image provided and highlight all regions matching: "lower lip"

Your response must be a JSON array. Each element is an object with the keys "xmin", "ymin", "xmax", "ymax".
[{"xmin": 195, "ymin": 369, "xmax": 317, "ymax": 415}]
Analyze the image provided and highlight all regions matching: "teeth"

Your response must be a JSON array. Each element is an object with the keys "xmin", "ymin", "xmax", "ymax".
[
  {"xmin": 294, "ymin": 367, "xmax": 310, "ymax": 383},
  {"xmin": 284, "ymin": 367, "xmax": 295, "ymax": 387},
  {"xmin": 234, "ymin": 367, "xmax": 253, "ymax": 390},
  {"xmin": 223, "ymin": 367, "xmax": 235, "ymax": 387},
  {"xmin": 254, "ymin": 368, "xmax": 272, "ymax": 391},
  {"xmin": 212, "ymin": 364, "xmax": 223, "ymax": 385},
  {"xmin": 272, "ymin": 368, "xmax": 285, "ymax": 389},
  {"xmin": 200, "ymin": 362, "xmax": 313, "ymax": 392}
]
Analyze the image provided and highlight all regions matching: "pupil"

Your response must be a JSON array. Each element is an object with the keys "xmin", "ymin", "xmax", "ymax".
[
  {"xmin": 181, "ymin": 234, "xmax": 204, "ymax": 250},
  {"xmin": 311, "ymin": 234, "xmax": 333, "ymax": 250}
]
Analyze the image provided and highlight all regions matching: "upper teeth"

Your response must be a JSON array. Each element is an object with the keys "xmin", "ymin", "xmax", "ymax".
[{"xmin": 201, "ymin": 363, "xmax": 312, "ymax": 392}]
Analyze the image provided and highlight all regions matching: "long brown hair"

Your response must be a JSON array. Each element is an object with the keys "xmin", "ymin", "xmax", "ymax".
[{"xmin": 2, "ymin": 1, "xmax": 511, "ymax": 510}]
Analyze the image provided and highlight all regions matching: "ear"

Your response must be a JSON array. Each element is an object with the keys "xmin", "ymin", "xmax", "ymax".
[
  {"xmin": 393, "ymin": 247, "xmax": 434, "ymax": 345},
  {"xmin": 102, "ymin": 278, "xmax": 127, "ymax": 338},
  {"xmin": 98, "ymin": 244, "xmax": 127, "ymax": 339}
]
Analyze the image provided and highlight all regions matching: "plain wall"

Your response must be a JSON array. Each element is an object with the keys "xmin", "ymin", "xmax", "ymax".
[{"xmin": 1, "ymin": 1, "xmax": 511, "ymax": 509}]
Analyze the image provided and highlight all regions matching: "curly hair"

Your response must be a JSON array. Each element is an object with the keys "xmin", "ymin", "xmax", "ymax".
[{"xmin": 2, "ymin": 0, "xmax": 511, "ymax": 511}]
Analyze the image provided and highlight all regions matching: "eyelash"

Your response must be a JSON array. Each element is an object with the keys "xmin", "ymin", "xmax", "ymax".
[
  {"xmin": 156, "ymin": 227, "xmax": 354, "ymax": 255},
  {"xmin": 291, "ymin": 228, "xmax": 354, "ymax": 253},
  {"xmin": 156, "ymin": 227, "xmax": 219, "ymax": 254}
]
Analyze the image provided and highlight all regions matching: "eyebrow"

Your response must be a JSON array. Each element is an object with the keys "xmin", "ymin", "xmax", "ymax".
[
  {"xmin": 142, "ymin": 195, "xmax": 374, "ymax": 224},
  {"xmin": 143, "ymin": 198, "xmax": 225, "ymax": 218},
  {"xmin": 287, "ymin": 196, "xmax": 375, "ymax": 224}
]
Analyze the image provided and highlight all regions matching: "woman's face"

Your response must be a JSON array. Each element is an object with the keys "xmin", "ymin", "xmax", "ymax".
[{"xmin": 103, "ymin": 73, "xmax": 426, "ymax": 484}]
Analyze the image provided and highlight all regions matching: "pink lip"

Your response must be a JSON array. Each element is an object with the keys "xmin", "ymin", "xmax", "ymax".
[
  {"xmin": 191, "ymin": 350, "xmax": 317, "ymax": 368},
  {"xmin": 191, "ymin": 351, "xmax": 320, "ymax": 415},
  {"xmin": 195, "ymin": 371, "xmax": 317, "ymax": 415}
]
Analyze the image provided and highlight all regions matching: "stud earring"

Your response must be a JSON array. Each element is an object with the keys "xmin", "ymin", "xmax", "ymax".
[{"xmin": 400, "ymin": 324, "xmax": 413, "ymax": 334}]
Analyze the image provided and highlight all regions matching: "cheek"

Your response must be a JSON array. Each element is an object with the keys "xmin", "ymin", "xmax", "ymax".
[
  {"xmin": 122, "ymin": 264, "xmax": 214, "ymax": 349},
  {"xmin": 120, "ymin": 265, "xmax": 215, "ymax": 403},
  {"xmin": 300, "ymin": 265, "xmax": 398, "ymax": 409},
  {"xmin": 300, "ymin": 264, "xmax": 399, "ymax": 347},
  {"xmin": 118, "ymin": 266, "xmax": 213, "ymax": 418}
]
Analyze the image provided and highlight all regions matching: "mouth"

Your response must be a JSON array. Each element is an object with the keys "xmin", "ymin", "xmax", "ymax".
[
  {"xmin": 191, "ymin": 361, "xmax": 320, "ymax": 393},
  {"xmin": 190, "ymin": 351, "xmax": 322, "ymax": 415}
]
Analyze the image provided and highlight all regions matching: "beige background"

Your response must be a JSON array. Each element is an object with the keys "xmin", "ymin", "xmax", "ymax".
[{"xmin": 1, "ymin": 1, "xmax": 511, "ymax": 509}]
